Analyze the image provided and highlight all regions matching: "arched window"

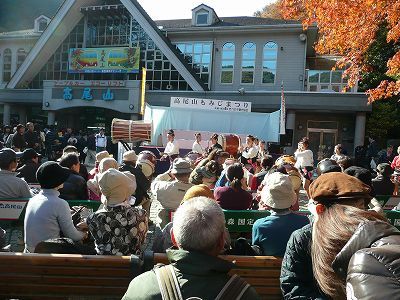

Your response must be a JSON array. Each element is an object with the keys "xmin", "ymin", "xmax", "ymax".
[
  {"xmin": 17, "ymin": 48, "xmax": 26, "ymax": 69},
  {"xmin": 3, "ymin": 49, "xmax": 12, "ymax": 82},
  {"xmin": 241, "ymin": 42, "xmax": 256, "ymax": 84},
  {"xmin": 262, "ymin": 42, "xmax": 278, "ymax": 84},
  {"xmin": 220, "ymin": 42, "xmax": 235, "ymax": 84}
]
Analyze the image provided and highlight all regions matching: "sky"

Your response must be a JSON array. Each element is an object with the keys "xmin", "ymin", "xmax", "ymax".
[{"xmin": 137, "ymin": 0, "xmax": 275, "ymax": 20}]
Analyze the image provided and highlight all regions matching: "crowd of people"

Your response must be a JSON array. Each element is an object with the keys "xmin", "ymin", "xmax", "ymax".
[
  {"xmin": 0, "ymin": 123, "xmax": 118, "ymax": 166},
  {"xmin": 0, "ymin": 123, "xmax": 399, "ymax": 299}
]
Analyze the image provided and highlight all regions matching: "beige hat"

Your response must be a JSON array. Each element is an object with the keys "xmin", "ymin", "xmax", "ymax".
[
  {"xmin": 99, "ymin": 157, "xmax": 118, "ymax": 173},
  {"xmin": 98, "ymin": 168, "xmax": 136, "ymax": 206},
  {"xmin": 123, "ymin": 150, "xmax": 137, "ymax": 162},
  {"xmin": 138, "ymin": 161, "xmax": 154, "ymax": 178},
  {"xmin": 261, "ymin": 172, "xmax": 296, "ymax": 209},
  {"xmin": 96, "ymin": 150, "xmax": 112, "ymax": 163},
  {"xmin": 171, "ymin": 158, "xmax": 192, "ymax": 174}
]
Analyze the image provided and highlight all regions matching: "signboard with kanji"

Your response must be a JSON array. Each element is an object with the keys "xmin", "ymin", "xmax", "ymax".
[
  {"xmin": 170, "ymin": 97, "xmax": 252, "ymax": 113},
  {"xmin": 68, "ymin": 47, "xmax": 140, "ymax": 73}
]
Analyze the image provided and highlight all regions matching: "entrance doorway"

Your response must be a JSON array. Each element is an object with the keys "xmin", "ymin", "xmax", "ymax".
[{"xmin": 308, "ymin": 128, "xmax": 338, "ymax": 162}]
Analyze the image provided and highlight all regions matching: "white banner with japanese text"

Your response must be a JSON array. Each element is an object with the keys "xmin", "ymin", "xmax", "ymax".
[{"xmin": 170, "ymin": 97, "xmax": 251, "ymax": 113}]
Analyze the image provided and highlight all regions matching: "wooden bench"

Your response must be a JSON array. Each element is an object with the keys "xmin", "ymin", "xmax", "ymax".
[{"xmin": 0, "ymin": 251, "xmax": 283, "ymax": 300}]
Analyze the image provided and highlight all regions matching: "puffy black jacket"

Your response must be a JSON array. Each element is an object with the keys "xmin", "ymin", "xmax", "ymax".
[
  {"xmin": 332, "ymin": 221, "xmax": 400, "ymax": 300},
  {"xmin": 280, "ymin": 223, "xmax": 328, "ymax": 299}
]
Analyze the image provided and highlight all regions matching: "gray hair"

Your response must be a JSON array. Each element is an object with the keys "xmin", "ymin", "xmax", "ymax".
[{"xmin": 173, "ymin": 196, "xmax": 225, "ymax": 252}]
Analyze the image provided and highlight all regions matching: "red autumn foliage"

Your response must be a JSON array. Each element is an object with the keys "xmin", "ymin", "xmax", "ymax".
[{"xmin": 280, "ymin": 0, "xmax": 400, "ymax": 102}]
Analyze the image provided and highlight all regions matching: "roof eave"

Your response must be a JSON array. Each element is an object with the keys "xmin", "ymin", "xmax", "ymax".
[{"xmin": 160, "ymin": 23, "xmax": 312, "ymax": 34}]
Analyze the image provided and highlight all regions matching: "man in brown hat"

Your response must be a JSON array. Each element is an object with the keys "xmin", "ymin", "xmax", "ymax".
[
  {"xmin": 151, "ymin": 158, "xmax": 193, "ymax": 227},
  {"xmin": 280, "ymin": 172, "xmax": 373, "ymax": 299}
]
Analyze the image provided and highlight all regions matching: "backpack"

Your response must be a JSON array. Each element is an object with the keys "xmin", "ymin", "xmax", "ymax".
[{"xmin": 155, "ymin": 264, "xmax": 250, "ymax": 300}]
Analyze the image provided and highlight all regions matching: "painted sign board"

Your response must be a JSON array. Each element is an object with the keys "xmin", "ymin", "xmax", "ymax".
[{"xmin": 68, "ymin": 47, "xmax": 140, "ymax": 73}]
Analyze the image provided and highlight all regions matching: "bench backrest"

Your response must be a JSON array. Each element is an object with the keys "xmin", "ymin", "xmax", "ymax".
[
  {"xmin": 223, "ymin": 209, "xmax": 311, "ymax": 233},
  {"xmin": 375, "ymin": 195, "xmax": 400, "ymax": 210},
  {"xmin": 0, "ymin": 252, "xmax": 140, "ymax": 299},
  {"xmin": 0, "ymin": 251, "xmax": 283, "ymax": 299},
  {"xmin": 0, "ymin": 198, "xmax": 101, "ymax": 223}
]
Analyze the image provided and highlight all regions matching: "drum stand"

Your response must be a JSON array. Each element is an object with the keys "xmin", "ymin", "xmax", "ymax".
[{"xmin": 120, "ymin": 141, "xmax": 132, "ymax": 151}]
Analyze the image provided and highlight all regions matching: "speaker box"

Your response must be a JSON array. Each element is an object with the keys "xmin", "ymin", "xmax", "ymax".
[{"xmin": 280, "ymin": 129, "xmax": 293, "ymax": 147}]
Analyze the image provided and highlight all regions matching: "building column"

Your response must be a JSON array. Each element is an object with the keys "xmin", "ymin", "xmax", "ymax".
[
  {"xmin": 2, "ymin": 103, "xmax": 11, "ymax": 125},
  {"xmin": 354, "ymin": 112, "xmax": 366, "ymax": 149},
  {"xmin": 284, "ymin": 110, "xmax": 296, "ymax": 154},
  {"xmin": 47, "ymin": 111, "xmax": 56, "ymax": 126},
  {"xmin": 18, "ymin": 106, "xmax": 27, "ymax": 125}
]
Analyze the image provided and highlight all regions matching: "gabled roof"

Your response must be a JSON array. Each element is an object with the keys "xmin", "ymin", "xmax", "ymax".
[
  {"xmin": 8, "ymin": 0, "xmax": 206, "ymax": 91},
  {"xmin": 156, "ymin": 16, "xmax": 301, "ymax": 29},
  {"xmin": 0, "ymin": 0, "xmax": 63, "ymax": 33}
]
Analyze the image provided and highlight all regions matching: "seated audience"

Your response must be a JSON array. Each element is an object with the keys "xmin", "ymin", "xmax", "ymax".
[
  {"xmin": 152, "ymin": 184, "xmax": 215, "ymax": 253},
  {"xmin": 214, "ymin": 163, "xmax": 252, "ymax": 210},
  {"xmin": 377, "ymin": 144, "xmax": 396, "ymax": 164},
  {"xmin": 280, "ymin": 172, "xmax": 375, "ymax": 299},
  {"xmin": 344, "ymin": 166, "xmax": 383, "ymax": 214},
  {"xmin": 119, "ymin": 150, "xmax": 151, "ymax": 215},
  {"xmin": 87, "ymin": 157, "xmax": 118, "ymax": 201},
  {"xmin": 24, "ymin": 161, "xmax": 87, "ymax": 252},
  {"xmin": 87, "ymin": 168, "xmax": 148, "ymax": 255},
  {"xmin": 215, "ymin": 157, "xmax": 236, "ymax": 187},
  {"xmin": 16, "ymin": 148, "xmax": 41, "ymax": 183},
  {"xmin": 122, "ymin": 197, "xmax": 260, "ymax": 300},
  {"xmin": 250, "ymin": 155, "xmax": 273, "ymax": 190},
  {"xmin": 0, "ymin": 148, "xmax": 31, "ymax": 198},
  {"xmin": 151, "ymin": 158, "xmax": 193, "ymax": 227},
  {"xmin": 337, "ymin": 155, "xmax": 353, "ymax": 171},
  {"xmin": 316, "ymin": 158, "xmax": 342, "ymax": 176},
  {"xmin": 391, "ymin": 146, "xmax": 400, "ymax": 171},
  {"xmin": 88, "ymin": 150, "xmax": 112, "ymax": 180},
  {"xmin": 310, "ymin": 176, "xmax": 400, "ymax": 298},
  {"xmin": 189, "ymin": 160, "xmax": 218, "ymax": 187},
  {"xmin": 59, "ymin": 153, "xmax": 88, "ymax": 200},
  {"xmin": 372, "ymin": 163, "xmax": 395, "ymax": 195},
  {"xmin": 62, "ymin": 145, "xmax": 89, "ymax": 181},
  {"xmin": 252, "ymin": 173, "xmax": 309, "ymax": 256}
]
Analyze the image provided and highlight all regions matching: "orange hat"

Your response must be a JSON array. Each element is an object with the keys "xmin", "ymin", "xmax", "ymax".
[{"xmin": 181, "ymin": 184, "xmax": 214, "ymax": 204}]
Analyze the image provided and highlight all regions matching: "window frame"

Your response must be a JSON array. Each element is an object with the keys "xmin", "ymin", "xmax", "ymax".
[
  {"xmin": 220, "ymin": 42, "xmax": 235, "ymax": 85},
  {"xmin": 261, "ymin": 41, "xmax": 278, "ymax": 85},
  {"xmin": 16, "ymin": 48, "xmax": 26, "ymax": 70},
  {"xmin": 196, "ymin": 13, "xmax": 209, "ymax": 26},
  {"xmin": 240, "ymin": 42, "xmax": 256, "ymax": 85},
  {"xmin": 2, "ymin": 48, "xmax": 12, "ymax": 82}
]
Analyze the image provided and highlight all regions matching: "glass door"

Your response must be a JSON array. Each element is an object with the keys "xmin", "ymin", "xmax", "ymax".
[{"xmin": 307, "ymin": 129, "xmax": 338, "ymax": 162}]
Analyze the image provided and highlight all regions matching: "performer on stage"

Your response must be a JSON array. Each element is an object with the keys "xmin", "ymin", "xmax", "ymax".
[
  {"xmin": 192, "ymin": 132, "xmax": 205, "ymax": 155},
  {"xmin": 239, "ymin": 135, "xmax": 258, "ymax": 167},
  {"xmin": 207, "ymin": 133, "xmax": 223, "ymax": 154},
  {"xmin": 161, "ymin": 129, "xmax": 179, "ymax": 161}
]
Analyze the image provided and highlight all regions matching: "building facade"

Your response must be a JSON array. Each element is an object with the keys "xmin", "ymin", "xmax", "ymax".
[{"xmin": 0, "ymin": 0, "xmax": 370, "ymax": 157}]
